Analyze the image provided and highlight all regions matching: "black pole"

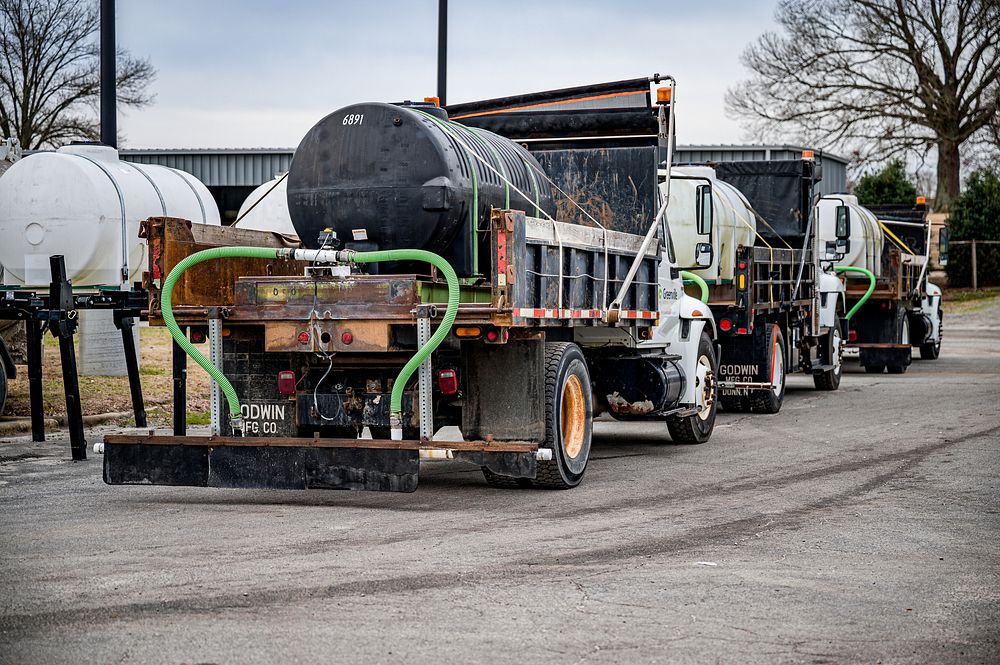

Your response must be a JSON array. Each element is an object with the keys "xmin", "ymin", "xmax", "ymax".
[
  {"xmin": 100, "ymin": 0, "xmax": 116, "ymax": 148},
  {"xmin": 437, "ymin": 0, "xmax": 447, "ymax": 106},
  {"xmin": 115, "ymin": 312, "xmax": 146, "ymax": 428},
  {"xmin": 26, "ymin": 318, "xmax": 45, "ymax": 442},
  {"xmin": 49, "ymin": 256, "xmax": 86, "ymax": 461},
  {"xmin": 172, "ymin": 335, "xmax": 187, "ymax": 436}
]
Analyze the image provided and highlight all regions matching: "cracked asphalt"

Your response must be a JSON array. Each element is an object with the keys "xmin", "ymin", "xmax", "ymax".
[{"xmin": 1, "ymin": 298, "xmax": 998, "ymax": 664}]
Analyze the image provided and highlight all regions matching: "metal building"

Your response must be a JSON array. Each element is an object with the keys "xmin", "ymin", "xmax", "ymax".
[
  {"xmin": 120, "ymin": 148, "xmax": 293, "ymax": 222},
  {"xmin": 674, "ymin": 144, "xmax": 849, "ymax": 196},
  {"xmin": 119, "ymin": 144, "xmax": 850, "ymax": 222}
]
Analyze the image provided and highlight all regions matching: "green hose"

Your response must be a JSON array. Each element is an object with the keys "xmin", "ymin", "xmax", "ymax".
[
  {"xmin": 160, "ymin": 246, "xmax": 459, "ymax": 434},
  {"xmin": 834, "ymin": 266, "xmax": 876, "ymax": 320},
  {"xmin": 161, "ymin": 246, "xmax": 281, "ymax": 429},
  {"xmin": 680, "ymin": 270, "xmax": 709, "ymax": 303},
  {"xmin": 349, "ymin": 249, "xmax": 459, "ymax": 423}
]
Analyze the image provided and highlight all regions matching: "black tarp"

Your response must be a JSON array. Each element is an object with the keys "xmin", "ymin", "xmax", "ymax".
[{"xmin": 714, "ymin": 160, "xmax": 821, "ymax": 244}]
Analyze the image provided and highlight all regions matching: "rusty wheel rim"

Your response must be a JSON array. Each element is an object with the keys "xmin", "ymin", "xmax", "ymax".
[{"xmin": 561, "ymin": 373, "xmax": 586, "ymax": 459}]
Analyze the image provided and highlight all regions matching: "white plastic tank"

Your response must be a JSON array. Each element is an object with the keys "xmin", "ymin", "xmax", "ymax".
[
  {"xmin": 664, "ymin": 166, "xmax": 757, "ymax": 282},
  {"xmin": 233, "ymin": 174, "xmax": 297, "ymax": 236},
  {"xmin": 816, "ymin": 194, "xmax": 884, "ymax": 277},
  {"xmin": 0, "ymin": 144, "xmax": 220, "ymax": 287}
]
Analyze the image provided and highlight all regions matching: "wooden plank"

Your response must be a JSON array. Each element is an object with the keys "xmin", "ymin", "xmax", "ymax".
[{"xmin": 104, "ymin": 434, "xmax": 539, "ymax": 453}]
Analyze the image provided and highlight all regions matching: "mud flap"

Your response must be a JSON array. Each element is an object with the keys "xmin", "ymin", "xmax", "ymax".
[
  {"xmin": 104, "ymin": 443, "xmax": 420, "ymax": 492},
  {"xmin": 453, "ymin": 451, "xmax": 536, "ymax": 478}
]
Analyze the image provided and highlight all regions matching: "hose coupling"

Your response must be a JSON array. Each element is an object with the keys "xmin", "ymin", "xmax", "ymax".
[
  {"xmin": 230, "ymin": 417, "xmax": 245, "ymax": 437},
  {"xmin": 389, "ymin": 413, "xmax": 403, "ymax": 441}
]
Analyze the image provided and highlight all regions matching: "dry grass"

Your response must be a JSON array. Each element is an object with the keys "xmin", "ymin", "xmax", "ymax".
[{"xmin": 5, "ymin": 326, "xmax": 212, "ymax": 424}]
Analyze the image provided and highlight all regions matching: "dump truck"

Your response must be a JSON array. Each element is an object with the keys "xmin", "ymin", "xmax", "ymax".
[
  {"xmin": 818, "ymin": 196, "xmax": 942, "ymax": 373},
  {"xmin": 102, "ymin": 75, "xmax": 721, "ymax": 492},
  {"xmin": 662, "ymin": 157, "xmax": 846, "ymax": 414}
]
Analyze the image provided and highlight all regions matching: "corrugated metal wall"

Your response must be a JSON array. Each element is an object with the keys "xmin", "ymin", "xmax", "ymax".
[
  {"xmin": 120, "ymin": 150, "xmax": 293, "ymax": 187},
  {"xmin": 674, "ymin": 145, "xmax": 848, "ymax": 196},
  {"xmin": 119, "ymin": 145, "xmax": 850, "ymax": 195}
]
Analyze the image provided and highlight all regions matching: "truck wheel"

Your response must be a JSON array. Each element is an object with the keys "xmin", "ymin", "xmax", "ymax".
[
  {"xmin": 813, "ymin": 326, "xmax": 843, "ymax": 391},
  {"xmin": 666, "ymin": 332, "xmax": 717, "ymax": 444},
  {"xmin": 749, "ymin": 327, "xmax": 786, "ymax": 414},
  {"xmin": 887, "ymin": 315, "xmax": 911, "ymax": 374},
  {"xmin": 919, "ymin": 308, "xmax": 942, "ymax": 359},
  {"xmin": 527, "ymin": 342, "xmax": 593, "ymax": 489},
  {"xmin": 0, "ymin": 360, "xmax": 6, "ymax": 417}
]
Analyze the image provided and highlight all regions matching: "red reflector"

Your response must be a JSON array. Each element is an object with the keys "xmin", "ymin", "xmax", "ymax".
[
  {"xmin": 737, "ymin": 327, "xmax": 748, "ymax": 335},
  {"xmin": 738, "ymin": 262, "xmax": 746, "ymax": 270},
  {"xmin": 437, "ymin": 369, "xmax": 458, "ymax": 395},
  {"xmin": 190, "ymin": 329, "xmax": 205, "ymax": 343},
  {"xmin": 277, "ymin": 370, "xmax": 296, "ymax": 396},
  {"xmin": 719, "ymin": 319, "xmax": 733, "ymax": 332},
  {"xmin": 848, "ymin": 330, "xmax": 858, "ymax": 342},
  {"xmin": 297, "ymin": 331, "xmax": 310, "ymax": 344},
  {"xmin": 485, "ymin": 330, "xmax": 499, "ymax": 342},
  {"xmin": 341, "ymin": 331, "xmax": 353, "ymax": 345}
]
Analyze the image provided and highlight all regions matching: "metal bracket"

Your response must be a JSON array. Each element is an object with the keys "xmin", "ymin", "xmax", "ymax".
[
  {"xmin": 415, "ymin": 305, "xmax": 435, "ymax": 441},
  {"xmin": 208, "ymin": 308, "xmax": 223, "ymax": 436}
]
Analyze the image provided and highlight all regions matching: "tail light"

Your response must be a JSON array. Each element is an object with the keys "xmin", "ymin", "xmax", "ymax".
[
  {"xmin": 277, "ymin": 370, "xmax": 296, "ymax": 396},
  {"xmin": 437, "ymin": 369, "xmax": 458, "ymax": 395},
  {"xmin": 848, "ymin": 330, "xmax": 858, "ymax": 343},
  {"xmin": 719, "ymin": 318, "xmax": 733, "ymax": 332},
  {"xmin": 189, "ymin": 328, "xmax": 206, "ymax": 344}
]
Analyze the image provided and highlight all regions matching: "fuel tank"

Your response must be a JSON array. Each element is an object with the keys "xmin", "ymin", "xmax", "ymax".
[{"xmin": 286, "ymin": 102, "xmax": 555, "ymax": 277}]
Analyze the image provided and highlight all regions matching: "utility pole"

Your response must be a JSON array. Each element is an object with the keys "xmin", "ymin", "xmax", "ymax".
[
  {"xmin": 437, "ymin": 0, "xmax": 447, "ymax": 106},
  {"xmin": 100, "ymin": 0, "xmax": 117, "ymax": 148}
]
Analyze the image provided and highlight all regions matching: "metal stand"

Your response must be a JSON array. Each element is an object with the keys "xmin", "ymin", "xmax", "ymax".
[
  {"xmin": 114, "ymin": 310, "xmax": 146, "ymax": 428},
  {"xmin": 48, "ymin": 256, "xmax": 86, "ymax": 461},
  {"xmin": 208, "ymin": 310, "xmax": 222, "ymax": 436},
  {"xmin": 172, "ymin": 333, "xmax": 187, "ymax": 436},
  {"xmin": 415, "ymin": 305, "xmax": 434, "ymax": 441},
  {"xmin": 25, "ymin": 318, "xmax": 45, "ymax": 442}
]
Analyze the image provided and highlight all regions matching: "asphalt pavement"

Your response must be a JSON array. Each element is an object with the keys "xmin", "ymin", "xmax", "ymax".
[{"xmin": 1, "ymin": 299, "xmax": 998, "ymax": 664}]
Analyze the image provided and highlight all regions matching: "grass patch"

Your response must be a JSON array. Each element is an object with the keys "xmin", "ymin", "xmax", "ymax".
[
  {"xmin": 943, "ymin": 286, "xmax": 1000, "ymax": 303},
  {"xmin": 140, "ymin": 365, "xmax": 166, "ymax": 376},
  {"xmin": 186, "ymin": 410, "xmax": 212, "ymax": 426}
]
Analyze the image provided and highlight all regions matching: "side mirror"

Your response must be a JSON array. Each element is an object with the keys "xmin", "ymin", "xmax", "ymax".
[
  {"xmin": 695, "ymin": 184, "xmax": 713, "ymax": 236},
  {"xmin": 694, "ymin": 242, "xmax": 713, "ymax": 268},
  {"xmin": 835, "ymin": 205, "xmax": 851, "ymax": 239},
  {"xmin": 836, "ymin": 238, "xmax": 850, "ymax": 255},
  {"xmin": 938, "ymin": 227, "xmax": 949, "ymax": 267}
]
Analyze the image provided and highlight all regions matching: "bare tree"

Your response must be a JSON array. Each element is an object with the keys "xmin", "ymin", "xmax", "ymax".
[
  {"xmin": 726, "ymin": 0, "xmax": 1000, "ymax": 211},
  {"xmin": 0, "ymin": 0, "xmax": 155, "ymax": 150}
]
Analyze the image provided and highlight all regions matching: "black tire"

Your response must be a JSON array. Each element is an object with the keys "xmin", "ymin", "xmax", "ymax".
[
  {"xmin": 887, "ymin": 312, "xmax": 911, "ymax": 374},
  {"xmin": 813, "ymin": 326, "xmax": 843, "ymax": 391},
  {"xmin": 0, "ymin": 360, "xmax": 6, "ymax": 417},
  {"xmin": 667, "ymin": 332, "xmax": 718, "ymax": 444},
  {"xmin": 749, "ymin": 327, "xmax": 786, "ymax": 414},
  {"xmin": 865, "ymin": 365, "xmax": 885, "ymax": 374},
  {"xmin": 483, "ymin": 342, "xmax": 593, "ymax": 489},
  {"xmin": 719, "ymin": 394, "xmax": 750, "ymax": 412},
  {"xmin": 919, "ymin": 308, "xmax": 942, "ymax": 359}
]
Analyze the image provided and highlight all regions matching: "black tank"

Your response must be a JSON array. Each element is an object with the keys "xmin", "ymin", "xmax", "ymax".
[{"xmin": 287, "ymin": 101, "xmax": 555, "ymax": 277}]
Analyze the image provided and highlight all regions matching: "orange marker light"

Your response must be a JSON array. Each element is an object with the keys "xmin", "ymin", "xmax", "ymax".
[
  {"xmin": 916, "ymin": 196, "xmax": 926, "ymax": 205},
  {"xmin": 656, "ymin": 87, "xmax": 672, "ymax": 103},
  {"xmin": 802, "ymin": 150, "xmax": 815, "ymax": 160},
  {"xmin": 424, "ymin": 97, "xmax": 440, "ymax": 107}
]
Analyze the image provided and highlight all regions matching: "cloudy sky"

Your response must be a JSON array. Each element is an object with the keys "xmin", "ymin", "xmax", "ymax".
[{"xmin": 116, "ymin": 0, "xmax": 780, "ymax": 149}]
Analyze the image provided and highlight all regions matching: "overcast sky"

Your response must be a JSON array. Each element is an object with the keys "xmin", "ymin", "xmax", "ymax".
[{"xmin": 116, "ymin": 0, "xmax": 780, "ymax": 149}]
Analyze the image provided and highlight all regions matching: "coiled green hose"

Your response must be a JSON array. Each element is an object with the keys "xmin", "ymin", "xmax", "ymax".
[
  {"xmin": 161, "ymin": 247, "xmax": 280, "ymax": 430},
  {"xmin": 679, "ymin": 270, "xmax": 709, "ymax": 303},
  {"xmin": 350, "ymin": 250, "xmax": 459, "ymax": 423},
  {"xmin": 834, "ymin": 266, "xmax": 876, "ymax": 320},
  {"xmin": 160, "ymin": 246, "xmax": 459, "ymax": 435}
]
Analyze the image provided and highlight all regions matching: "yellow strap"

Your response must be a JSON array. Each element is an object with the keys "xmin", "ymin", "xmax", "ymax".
[{"xmin": 878, "ymin": 220, "xmax": 916, "ymax": 255}]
